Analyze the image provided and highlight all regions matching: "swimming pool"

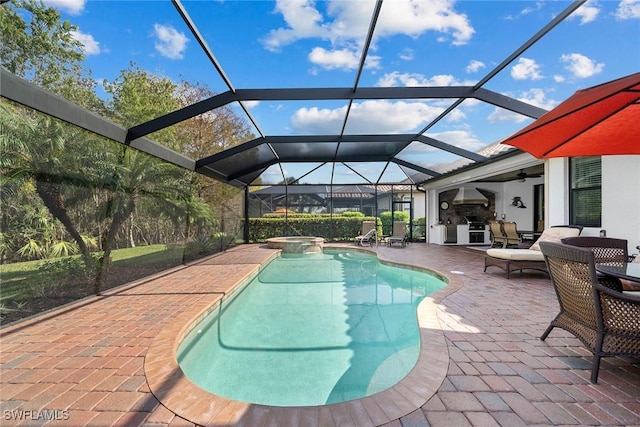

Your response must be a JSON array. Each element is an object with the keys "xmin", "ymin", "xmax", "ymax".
[{"xmin": 177, "ymin": 249, "xmax": 446, "ymax": 407}]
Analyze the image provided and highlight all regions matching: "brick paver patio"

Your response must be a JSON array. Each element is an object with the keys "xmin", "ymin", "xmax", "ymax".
[{"xmin": 1, "ymin": 243, "xmax": 639, "ymax": 426}]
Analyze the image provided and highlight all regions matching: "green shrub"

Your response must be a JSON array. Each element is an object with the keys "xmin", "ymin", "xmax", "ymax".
[
  {"xmin": 183, "ymin": 232, "xmax": 237, "ymax": 261},
  {"xmin": 248, "ymin": 216, "xmax": 378, "ymax": 242},
  {"xmin": 30, "ymin": 255, "xmax": 98, "ymax": 297},
  {"xmin": 340, "ymin": 211, "xmax": 365, "ymax": 218},
  {"xmin": 412, "ymin": 216, "xmax": 426, "ymax": 240},
  {"xmin": 379, "ymin": 211, "xmax": 410, "ymax": 234}
]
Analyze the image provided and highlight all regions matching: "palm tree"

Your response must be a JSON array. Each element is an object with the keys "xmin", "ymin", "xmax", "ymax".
[
  {"xmin": 0, "ymin": 102, "xmax": 92, "ymax": 260},
  {"xmin": 91, "ymin": 145, "xmax": 194, "ymax": 293}
]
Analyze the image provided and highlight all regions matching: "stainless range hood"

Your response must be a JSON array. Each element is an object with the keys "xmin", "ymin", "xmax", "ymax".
[{"xmin": 452, "ymin": 187, "xmax": 489, "ymax": 205}]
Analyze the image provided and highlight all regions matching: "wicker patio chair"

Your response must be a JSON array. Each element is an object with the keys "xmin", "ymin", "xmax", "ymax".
[
  {"xmin": 489, "ymin": 220, "xmax": 507, "ymax": 248},
  {"xmin": 561, "ymin": 236, "xmax": 629, "ymax": 263},
  {"xmin": 561, "ymin": 236, "xmax": 628, "ymax": 291},
  {"xmin": 539, "ymin": 241, "xmax": 640, "ymax": 383},
  {"xmin": 502, "ymin": 221, "xmax": 522, "ymax": 247}
]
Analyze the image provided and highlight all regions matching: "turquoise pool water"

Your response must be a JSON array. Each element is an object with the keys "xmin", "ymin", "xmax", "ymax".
[{"xmin": 177, "ymin": 249, "xmax": 446, "ymax": 407}]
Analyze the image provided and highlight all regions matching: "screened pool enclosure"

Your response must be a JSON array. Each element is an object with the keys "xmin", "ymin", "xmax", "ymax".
[{"xmin": 5, "ymin": 0, "xmax": 629, "ymax": 321}]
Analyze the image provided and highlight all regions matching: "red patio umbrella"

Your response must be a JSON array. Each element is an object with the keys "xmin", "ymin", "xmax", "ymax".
[{"xmin": 501, "ymin": 72, "xmax": 640, "ymax": 158}]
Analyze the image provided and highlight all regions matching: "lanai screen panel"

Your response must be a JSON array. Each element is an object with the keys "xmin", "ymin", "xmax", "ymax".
[
  {"xmin": 5, "ymin": 1, "xmax": 639, "ymax": 189},
  {"xmin": 270, "ymin": 142, "xmax": 339, "ymax": 163}
]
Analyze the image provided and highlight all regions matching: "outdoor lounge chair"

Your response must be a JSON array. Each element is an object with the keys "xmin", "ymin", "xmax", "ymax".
[
  {"xmin": 354, "ymin": 221, "xmax": 377, "ymax": 246},
  {"xmin": 484, "ymin": 225, "xmax": 583, "ymax": 278},
  {"xmin": 387, "ymin": 221, "xmax": 407, "ymax": 247},
  {"xmin": 489, "ymin": 220, "xmax": 507, "ymax": 248},
  {"xmin": 539, "ymin": 241, "xmax": 640, "ymax": 383}
]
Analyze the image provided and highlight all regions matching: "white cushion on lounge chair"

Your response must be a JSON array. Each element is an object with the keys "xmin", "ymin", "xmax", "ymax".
[
  {"xmin": 486, "ymin": 226, "xmax": 582, "ymax": 262},
  {"xmin": 486, "ymin": 248, "xmax": 545, "ymax": 261},
  {"xmin": 530, "ymin": 227, "xmax": 581, "ymax": 251}
]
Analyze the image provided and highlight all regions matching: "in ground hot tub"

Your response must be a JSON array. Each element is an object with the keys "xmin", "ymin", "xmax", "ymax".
[{"xmin": 266, "ymin": 236, "xmax": 324, "ymax": 253}]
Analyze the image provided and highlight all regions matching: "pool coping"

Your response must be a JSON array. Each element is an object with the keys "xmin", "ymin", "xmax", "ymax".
[{"xmin": 144, "ymin": 244, "xmax": 463, "ymax": 425}]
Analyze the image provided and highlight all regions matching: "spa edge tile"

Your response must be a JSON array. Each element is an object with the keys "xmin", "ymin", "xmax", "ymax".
[
  {"xmin": 344, "ymin": 399, "xmax": 376, "ymax": 426},
  {"xmin": 232, "ymin": 404, "xmax": 272, "ymax": 427},
  {"xmin": 205, "ymin": 399, "xmax": 253, "ymax": 426}
]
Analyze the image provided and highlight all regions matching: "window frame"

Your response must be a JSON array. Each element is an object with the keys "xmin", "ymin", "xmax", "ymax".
[{"xmin": 569, "ymin": 157, "xmax": 602, "ymax": 228}]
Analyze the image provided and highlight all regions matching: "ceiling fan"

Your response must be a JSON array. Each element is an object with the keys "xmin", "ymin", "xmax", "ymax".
[{"xmin": 515, "ymin": 169, "xmax": 542, "ymax": 182}]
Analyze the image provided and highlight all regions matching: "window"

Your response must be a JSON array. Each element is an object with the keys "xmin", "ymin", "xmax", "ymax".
[{"xmin": 570, "ymin": 157, "xmax": 601, "ymax": 227}]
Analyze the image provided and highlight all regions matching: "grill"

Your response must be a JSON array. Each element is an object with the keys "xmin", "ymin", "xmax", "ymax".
[
  {"xmin": 464, "ymin": 216, "xmax": 485, "ymax": 230},
  {"xmin": 464, "ymin": 216, "xmax": 486, "ymax": 244}
]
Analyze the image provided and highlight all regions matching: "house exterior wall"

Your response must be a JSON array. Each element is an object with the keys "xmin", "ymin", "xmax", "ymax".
[
  {"xmin": 602, "ymin": 156, "xmax": 640, "ymax": 255},
  {"xmin": 422, "ymin": 154, "xmax": 640, "ymax": 255},
  {"xmin": 548, "ymin": 156, "xmax": 640, "ymax": 255},
  {"xmin": 381, "ymin": 191, "xmax": 426, "ymax": 219}
]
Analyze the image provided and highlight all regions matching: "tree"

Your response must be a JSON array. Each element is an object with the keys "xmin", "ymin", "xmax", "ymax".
[
  {"xmin": 104, "ymin": 65, "xmax": 180, "ymax": 148},
  {"xmin": 1, "ymin": 2, "xmax": 253, "ymax": 297},
  {"xmin": 0, "ymin": 102, "xmax": 93, "ymax": 261},
  {"xmin": 91, "ymin": 146, "xmax": 191, "ymax": 292},
  {"xmin": 0, "ymin": 0, "xmax": 103, "ymax": 112},
  {"xmin": 174, "ymin": 81, "xmax": 254, "ymax": 238},
  {"xmin": 0, "ymin": 0, "xmax": 103, "ymax": 268}
]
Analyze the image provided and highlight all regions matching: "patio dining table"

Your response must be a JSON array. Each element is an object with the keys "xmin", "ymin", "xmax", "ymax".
[{"xmin": 596, "ymin": 262, "xmax": 640, "ymax": 284}]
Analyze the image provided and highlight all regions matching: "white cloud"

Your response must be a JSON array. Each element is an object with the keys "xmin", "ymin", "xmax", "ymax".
[
  {"xmin": 616, "ymin": 0, "xmax": 640, "ymax": 19},
  {"xmin": 488, "ymin": 88, "xmax": 557, "ymax": 123},
  {"xmin": 570, "ymin": 0, "xmax": 600, "ymax": 24},
  {"xmin": 262, "ymin": 0, "xmax": 332, "ymax": 52},
  {"xmin": 153, "ymin": 24, "xmax": 189, "ymax": 60},
  {"xmin": 290, "ymin": 100, "xmax": 444, "ymax": 134},
  {"xmin": 70, "ymin": 30, "xmax": 100, "ymax": 56},
  {"xmin": 445, "ymin": 109, "xmax": 466, "ymax": 122},
  {"xmin": 42, "ymin": 0, "xmax": 85, "ymax": 15},
  {"xmin": 376, "ymin": 72, "xmax": 467, "ymax": 87},
  {"xmin": 308, "ymin": 47, "xmax": 359, "ymax": 70},
  {"xmin": 427, "ymin": 130, "xmax": 484, "ymax": 152},
  {"xmin": 375, "ymin": 0, "xmax": 475, "ymax": 46},
  {"xmin": 487, "ymin": 108, "xmax": 531, "ymax": 124},
  {"xmin": 466, "ymin": 60, "xmax": 485, "ymax": 73},
  {"xmin": 520, "ymin": 1, "xmax": 544, "ymax": 15},
  {"xmin": 517, "ymin": 88, "xmax": 558, "ymax": 111},
  {"xmin": 561, "ymin": 53, "xmax": 604, "ymax": 78},
  {"xmin": 399, "ymin": 48, "xmax": 414, "ymax": 61},
  {"xmin": 307, "ymin": 47, "xmax": 381, "ymax": 70},
  {"xmin": 243, "ymin": 101, "xmax": 260, "ymax": 109},
  {"xmin": 363, "ymin": 54, "xmax": 382, "ymax": 69},
  {"xmin": 262, "ymin": 0, "xmax": 475, "ymax": 71},
  {"xmin": 511, "ymin": 57, "xmax": 543, "ymax": 80}
]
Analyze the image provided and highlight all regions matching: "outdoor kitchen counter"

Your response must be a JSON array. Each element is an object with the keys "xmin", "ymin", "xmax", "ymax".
[{"xmin": 429, "ymin": 224, "xmax": 490, "ymax": 245}]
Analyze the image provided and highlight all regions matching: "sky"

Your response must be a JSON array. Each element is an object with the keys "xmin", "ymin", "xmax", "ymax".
[{"xmin": 40, "ymin": 0, "xmax": 640, "ymax": 184}]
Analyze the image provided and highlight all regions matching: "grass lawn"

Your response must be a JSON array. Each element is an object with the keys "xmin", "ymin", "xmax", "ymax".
[{"xmin": 0, "ymin": 244, "xmax": 184, "ymax": 300}]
